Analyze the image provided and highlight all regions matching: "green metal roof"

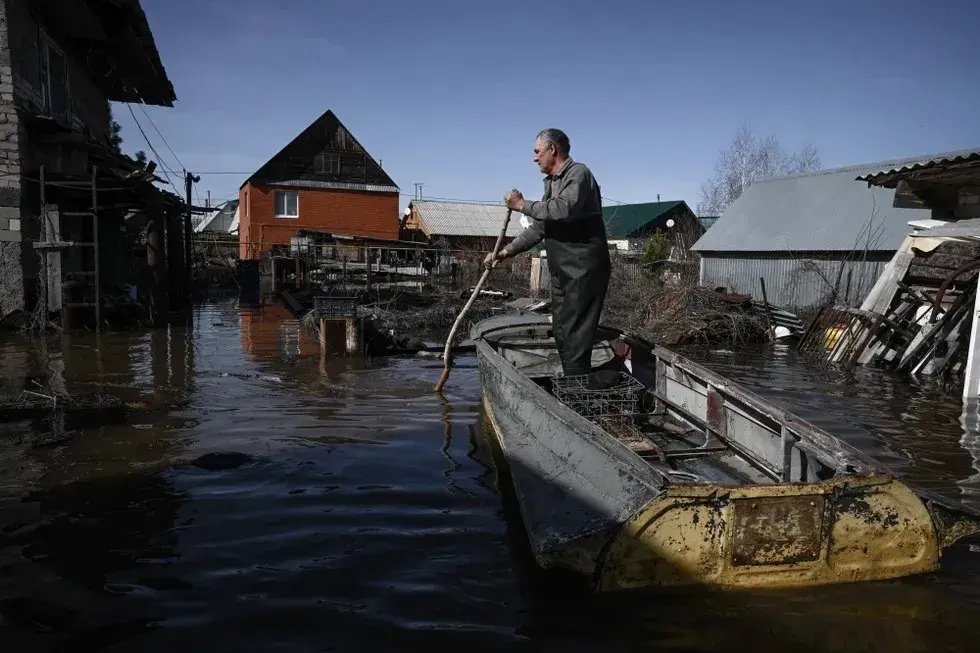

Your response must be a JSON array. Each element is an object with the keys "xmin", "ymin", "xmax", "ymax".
[{"xmin": 601, "ymin": 201, "xmax": 686, "ymax": 238}]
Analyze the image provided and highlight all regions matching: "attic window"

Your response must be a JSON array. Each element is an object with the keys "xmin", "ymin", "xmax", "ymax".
[{"xmin": 315, "ymin": 153, "xmax": 341, "ymax": 174}]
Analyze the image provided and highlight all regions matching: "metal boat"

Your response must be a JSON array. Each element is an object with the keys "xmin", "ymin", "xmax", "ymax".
[{"xmin": 471, "ymin": 313, "xmax": 980, "ymax": 591}]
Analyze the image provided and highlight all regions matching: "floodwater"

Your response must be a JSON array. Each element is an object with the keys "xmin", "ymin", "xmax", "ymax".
[{"xmin": 0, "ymin": 298, "xmax": 977, "ymax": 652}]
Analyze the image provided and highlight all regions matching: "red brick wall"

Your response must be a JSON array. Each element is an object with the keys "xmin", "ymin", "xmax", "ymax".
[{"xmin": 238, "ymin": 182, "xmax": 399, "ymax": 260}]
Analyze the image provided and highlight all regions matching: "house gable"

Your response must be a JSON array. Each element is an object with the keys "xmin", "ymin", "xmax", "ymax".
[{"xmin": 243, "ymin": 109, "xmax": 398, "ymax": 191}]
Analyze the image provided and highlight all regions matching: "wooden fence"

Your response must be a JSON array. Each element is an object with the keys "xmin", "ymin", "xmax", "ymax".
[{"xmin": 244, "ymin": 242, "xmax": 653, "ymax": 300}]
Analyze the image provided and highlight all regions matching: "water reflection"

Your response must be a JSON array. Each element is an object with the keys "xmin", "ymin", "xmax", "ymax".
[
  {"xmin": 240, "ymin": 303, "xmax": 319, "ymax": 363},
  {"xmin": 0, "ymin": 300, "xmax": 976, "ymax": 651},
  {"xmin": 958, "ymin": 400, "xmax": 980, "ymax": 503}
]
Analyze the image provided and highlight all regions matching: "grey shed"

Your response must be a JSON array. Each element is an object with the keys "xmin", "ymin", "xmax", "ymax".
[{"xmin": 686, "ymin": 152, "xmax": 980, "ymax": 309}]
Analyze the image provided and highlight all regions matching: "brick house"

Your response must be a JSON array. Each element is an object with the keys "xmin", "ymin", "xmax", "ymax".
[
  {"xmin": 0, "ymin": 0, "xmax": 176, "ymax": 322},
  {"xmin": 238, "ymin": 110, "xmax": 400, "ymax": 260}
]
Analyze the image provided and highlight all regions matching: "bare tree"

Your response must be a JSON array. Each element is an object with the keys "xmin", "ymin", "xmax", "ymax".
[
  {"xmin": 697, "ymin": 124, "xmax": 822, "ymax": 216},
  {"xmin": 788, "ymin": 141, "xmax": 821, "ymax": 175}
]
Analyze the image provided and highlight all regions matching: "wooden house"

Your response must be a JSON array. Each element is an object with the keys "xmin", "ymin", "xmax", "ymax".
[
  {"xmin": 400, "ymin": 199, "xmax": 524, "ymax": 253},
  {"xmin": 0, "ymin": 0, "xmax": 179, "ymax": 327}
]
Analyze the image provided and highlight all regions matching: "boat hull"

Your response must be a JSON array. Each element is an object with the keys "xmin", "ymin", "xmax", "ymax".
[
  {"xmin": 475, "ymin": 338, "xmax": 662, "ymax": 561},
  {"xmin": 482, "ymin": 395, "xmax": 941, "ymax": 589}
]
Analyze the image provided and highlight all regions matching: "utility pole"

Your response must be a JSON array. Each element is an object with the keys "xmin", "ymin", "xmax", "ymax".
[{"xmin": 184, "ymin": 170, "xmax": 200, "ymax": 300}]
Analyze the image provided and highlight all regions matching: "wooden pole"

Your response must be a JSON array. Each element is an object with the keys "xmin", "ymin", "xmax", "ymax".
[
  {"xmin": 92, "ymin": 165, "xmax": 100, "ymax": 333},
  {"xmin": 435, "ymin": 209, "xmax": 511, "ymax": 393},
  {"xmin": 345, "ymin": 317, "xmax": 361, "ymax": 355},
  {"xmin": 365, "ymin": 246, "xmax": 372, "ymax": 291},
  {"xmin": 167, "ymin": 205, "xmax": 185, "ymax": 310},
  {"xmin": 319, "ymin": 317, "xmax": 327, "ymax": 357},
  {"xmin": 184, "ymin": 171, "xmax": 197, "ymax": 301},
  {"xmin": 145, "ymin": 191, "xmax": 167, "ymax": 326},
  {"xmin": 39, "ymin": 165, "xmax": 49, "ymax": 316},
  {"xmin": 759, "ymin": 277, "xmax": 774, "ymax": 341}
]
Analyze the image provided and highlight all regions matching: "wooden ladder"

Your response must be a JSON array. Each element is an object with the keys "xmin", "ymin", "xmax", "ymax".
[{"xmin": 36, "ymin": 166, "xmax": 101, "ymax": 331}]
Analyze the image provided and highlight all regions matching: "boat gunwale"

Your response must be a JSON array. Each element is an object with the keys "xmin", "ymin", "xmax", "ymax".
[
  {"xmin": 470, "ymin": 313, "xmax": 980, "ymax": 517},
  {"xmin": 471, "ymin": 313, "xmax": 877, "ymax": 475}
]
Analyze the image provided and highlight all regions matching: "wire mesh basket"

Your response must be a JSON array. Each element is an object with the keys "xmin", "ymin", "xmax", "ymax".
[
  {"xmin": 313, "ymin": 294, "xmax": 359, "ymax": 319},
  {"xmin": 552, "ymin": 371, "xmax": 645, "ymax": 420}
]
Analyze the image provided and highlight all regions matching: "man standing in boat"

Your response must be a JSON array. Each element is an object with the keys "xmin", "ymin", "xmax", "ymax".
[{"xmin": 484, "ymin": 128, "xmax": 611, "ymax": 378}]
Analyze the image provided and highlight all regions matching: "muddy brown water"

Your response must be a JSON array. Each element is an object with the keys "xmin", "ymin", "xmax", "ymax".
[{"xmin": 0, "ymin": 299, "xmax": 978, "ymax": 652}]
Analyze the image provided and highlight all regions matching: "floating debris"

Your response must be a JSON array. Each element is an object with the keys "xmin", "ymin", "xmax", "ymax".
[{"xmin": 0, "ymin": 390, "xmax": 125, "ymax": 423}]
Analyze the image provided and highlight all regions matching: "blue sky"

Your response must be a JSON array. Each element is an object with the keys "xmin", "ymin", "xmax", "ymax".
[{"xmin": 114, "ymin": 0, "xmax": 980, "ymax": 213}]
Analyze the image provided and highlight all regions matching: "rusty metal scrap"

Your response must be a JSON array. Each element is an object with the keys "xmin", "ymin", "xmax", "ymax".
[{"xmin": 595, "ymin": 476, "xmax": 945, "ymax": 591}]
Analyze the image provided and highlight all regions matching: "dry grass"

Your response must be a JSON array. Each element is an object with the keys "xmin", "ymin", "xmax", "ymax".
[
  {"xmin": 601, "ymin": 256, "xmax": 768, "ymax": 346},
  {"xmin": 300, "ymin": 251, "xmax": 769, "ymax": 349}
]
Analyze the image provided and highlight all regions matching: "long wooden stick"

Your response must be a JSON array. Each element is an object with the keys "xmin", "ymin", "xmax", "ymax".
[{"xmin": 435, "ymin": 208, "xmax": 512, "ymax": 393}]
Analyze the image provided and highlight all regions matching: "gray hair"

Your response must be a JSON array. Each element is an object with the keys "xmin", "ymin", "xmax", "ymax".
[{"xmin": 537, "ymin": 128, "xmax": 570, "ymax": 156}]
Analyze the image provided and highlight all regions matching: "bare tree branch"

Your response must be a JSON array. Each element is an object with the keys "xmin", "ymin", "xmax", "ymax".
[{"xmin": 697, "ymin": 125, "xmax": 822, "ymax": 217}]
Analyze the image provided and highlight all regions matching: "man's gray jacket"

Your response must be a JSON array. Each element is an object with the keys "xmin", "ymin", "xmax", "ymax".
[
  {"xmin": 508, "ymin": 157, "xmax": 610, "ymax": 278},
  {"xmin": 507, "ymin": 158, "xmax": 611, "ymax": 376}
]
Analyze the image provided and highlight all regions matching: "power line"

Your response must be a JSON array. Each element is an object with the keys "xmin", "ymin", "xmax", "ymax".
[
  {"xmin": 137, "ymin": 104, "xmax": 185, "ymax": 173},
  {"xmin": 160, "ymin": 170, "xmax": 251, "ymax": 175},
  {"xmin": 137, "ymin": 104, "xmax": 203, "ymax": 207},
  {"xmin": 126, "ymin": 104, "xmax": 182, "ymax": 198}
]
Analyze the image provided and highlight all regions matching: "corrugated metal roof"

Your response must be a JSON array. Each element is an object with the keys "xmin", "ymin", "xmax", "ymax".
[
  {"xmin": 411, "ymin": 200, "xmax": 526, "ymax": 238},
  {"xmin": 194, "ymin": 200, "xmax": 239, "ymax": 234},
  {"xmin": 267, "ymin": 180, "xmax": 400, "ymax": 193},
  {"xmin": 855, "ymin": 148, "xmax": 980, "ymax": 183},
  {"xmin": 690, "ymin": 155, "xmax": 939, "ymax": 253}
]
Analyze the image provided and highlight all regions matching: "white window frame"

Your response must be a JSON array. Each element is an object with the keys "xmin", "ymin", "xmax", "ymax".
[
  {"xmin": 274, "ymin": 190, "xmax": 298, "ymax": 218},
  {"xmin": 315, "ymin": 153, "xmax": 341, "ymax": 174},
  {"xmin": 38, "ymin": 29, "xmax": 69, "ymax": 116}
]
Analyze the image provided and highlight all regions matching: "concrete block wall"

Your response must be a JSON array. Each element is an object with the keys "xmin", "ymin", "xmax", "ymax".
[{"xmin": 0, "ymin": 0, "xmax": 24, "ymax": 317}]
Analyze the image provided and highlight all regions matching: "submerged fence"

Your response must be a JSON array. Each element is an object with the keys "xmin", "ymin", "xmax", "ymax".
[{"xmin": 232, "ymin": 237, "xmax": 652, "ymax": 302}]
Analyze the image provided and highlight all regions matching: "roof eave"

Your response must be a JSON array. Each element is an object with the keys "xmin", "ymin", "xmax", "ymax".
[
  {"xmin": 45, "ymin": 0, "xmax": 177, "ymax": 106},
  {"xmin": 855, "ymin": 150, "xmax": 980, "ymax": 187}
]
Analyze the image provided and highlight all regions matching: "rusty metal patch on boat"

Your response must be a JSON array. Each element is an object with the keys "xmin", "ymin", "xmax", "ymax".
[{"xmin": 731, "ymin": 495, "xmax": 825, "ymax": 566}]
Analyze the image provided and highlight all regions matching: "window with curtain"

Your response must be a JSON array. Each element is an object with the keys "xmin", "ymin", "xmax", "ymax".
[{"xmin": 274, "ymin": 191, "xmax": 298, "ymax": 218}]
